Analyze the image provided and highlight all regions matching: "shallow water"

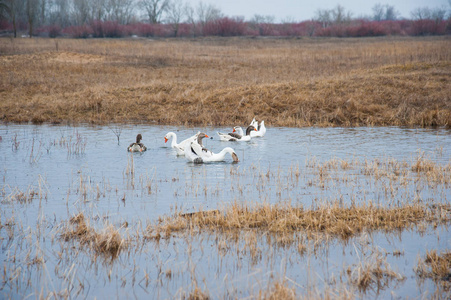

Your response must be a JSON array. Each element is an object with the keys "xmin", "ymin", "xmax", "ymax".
[{"xmin": 1, "ymin": 124, "xmax": 450, "ymax": 298}]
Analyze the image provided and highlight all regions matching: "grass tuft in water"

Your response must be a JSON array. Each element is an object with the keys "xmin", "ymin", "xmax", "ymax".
[{"xmin": 60, "ymin": 213, "xmax": 126, "ymax": 259}]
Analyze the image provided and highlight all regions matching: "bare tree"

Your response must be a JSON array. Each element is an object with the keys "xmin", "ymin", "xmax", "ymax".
[
  {"xmin": 430, "ymin": 7, "xmax": 447, "ymax": 23},
  {"xmin": 166, "ymin": 0, "xmax": 184, "ymax": 36},
  {"xmin": 90, "ymin": 0, "xmax": 107, "ymax": 21},
  {"xmin": 372, "ymin": 3, "xmax": 384, "ymax": 21},
  {"xmin": 2, "ymin": 0, "xmax": 24, "ymax": 37},
  {"xmin": 0, "ymin": 0, "xmax": 11, "ymax": 24},
  {"xmin": 104, "ymin": 0, "xmax": 135, "ymax": 24},
  {"xmin": 48, "ymin": 0, "xmax": 71, "ymax": 27},
  {"xmin": 72, "ymin": 0, "xmax": 90, "ymax": 25},
  {"xmin": 196, "ymin": 1, "xmax": 221, "ymax": 25},
  {"xmin": 184, "ymin": 1, "xmax": 196, "ymax": 35},
  {"xmin": 139, "ymin": 0, "xmax": 168, "ymax": 23},
  {"xmin": 250, "ymin": 14, "xmax": 274, "ymax": 24},
  {"xmin": 26, "ymin": 0, "xmax": 39, "ymax": 37},
  {"xmin": 411, "ymin": 6, "xmax": 447, "ymax": 22},
  {"xmin": 384, "ymin": 4, "xmax": 398, "ymax": 20},
  {"xmin": 411, "ymin": 7, "xmax": 431, "ymax": 20},
  {"xmin": 330, "ymin": 4, "xmax": 351, "ymax": 24},
  {"xmin": 372, "ymin": 3, "xmax": 398, "ymax": 21},
  {"xmin": 38, "ymin": 0, "xmax": 47, "ymax": 25},
  {"xmin": 314, "ymin": 8, "xmax": 331, "ymax": 28},
  {"xmin": 249, "ymin": 14, "xmax": 274, "ymax": 35}
]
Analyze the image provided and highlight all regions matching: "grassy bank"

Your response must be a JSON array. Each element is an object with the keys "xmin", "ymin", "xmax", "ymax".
[{"xmin": 0, "ymin": 36, "xmax": 450, "ymax": 127}]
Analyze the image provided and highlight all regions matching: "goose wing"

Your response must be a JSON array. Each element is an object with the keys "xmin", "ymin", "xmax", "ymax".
[{"xmin": 190, "ymin": 141, "xmax": 213, "ymax": 158}]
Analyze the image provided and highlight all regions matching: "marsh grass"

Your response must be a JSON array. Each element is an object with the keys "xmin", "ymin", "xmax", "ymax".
[
  {"xmin": 60, "ymin": 213, "xmax": 127, "ymax": 259},
  {"xmin": 259, "ymin": 280, "xmax": 297, "ymax": 300},
  {"xmin": 0, "ymin": 37, "xmax": 449, "ymax": 127},
  {"xmin": 347, "ymin": 249, "xmax": 405, "ymax": 293},
  {"xmin": 147, "ymin": 201, "xmax": 450, "ymax": 241},
  {"xmin": 2, "ymin": 134, "xmax": 450, "ymax": 298},
  {"xmin": 2, "ymin": 177, "xmax": 48, "ymax": 204},
  {"xmin": 416, "ymin": 250, "xmax": 451, "ymax": 287}
]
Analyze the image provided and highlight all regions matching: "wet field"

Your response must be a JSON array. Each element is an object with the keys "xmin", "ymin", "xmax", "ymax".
[{"xmin": 1, "ymin": 124, "xmax": 450, "ymax": 299}]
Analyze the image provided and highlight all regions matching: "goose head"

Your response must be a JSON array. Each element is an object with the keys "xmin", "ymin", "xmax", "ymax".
[
  {"xmin": 245, "ymin": 125, "xmax": 257, "ymax": 136},
  {"xmin": 196, "ymin": 132, "xmax": 210, "ymax": 146},
  {"xmin": 164, "ymin": 132, "xmax": 175, "ymax": 143},
  {"xmin": 223, "ymin": 147, "xmax": 239, "ymax": 162}
]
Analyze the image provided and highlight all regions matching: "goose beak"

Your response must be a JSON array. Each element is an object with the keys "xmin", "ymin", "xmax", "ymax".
[
  {"xmin": 164, "ymin": 137, "xmax": 168, "ymax": 143},
  {"xmin": 254, "ymin": 128, "xmax": 257, "ymax": 131},
  {"xmin": 205, "ymin": 134, "xmax": 209, "ymax": 138},
  {"xmin": 232, "ymin": 128, "xmax": 236, "ymax": 132}
]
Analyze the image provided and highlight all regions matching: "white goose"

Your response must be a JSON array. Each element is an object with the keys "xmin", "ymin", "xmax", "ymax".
[
  {"xmin": 217, "ymin": 125, "xmax": 257, "ymax": 142},
  {"xmin": 184, "ymin": 141, "xmax": 239, "ymax": 163},
  {"xmin": 164, "ymin": 131, "xmax": 209, "ymax": 155},
  {"xmin": 232, "ymin": 126, "xmax": 244, "ymax": 136},
  {"xmin": 249, "ymin": 118, "xmax": 266, "ymax": 137}
]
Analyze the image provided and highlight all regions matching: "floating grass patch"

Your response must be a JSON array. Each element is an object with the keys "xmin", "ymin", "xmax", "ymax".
[{"xmin": 146, "ymin": 202, "xmax": 451, "ymax": 241}]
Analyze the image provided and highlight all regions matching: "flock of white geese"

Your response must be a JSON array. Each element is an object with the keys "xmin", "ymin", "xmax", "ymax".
[{"xmin": 127, "ymin": 118, "xmax": 266, "ymax": 163}]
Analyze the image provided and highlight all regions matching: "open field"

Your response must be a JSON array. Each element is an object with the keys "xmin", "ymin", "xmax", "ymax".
[
  {"xmin": 0, "ymin": 36, "xmax": 450, "ymax": 127},
  {"xmin": 1, "ymin": 37, "xmax": 450, "ymax": 298}
]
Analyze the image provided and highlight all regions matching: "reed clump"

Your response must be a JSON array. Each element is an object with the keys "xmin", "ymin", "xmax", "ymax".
[
  {"xmin": 259, "ymin": 280, "xmax": 297, "ymax": 300},
  {"xmin": 146, "ymin": 201, "xmax": 450, "ymax": 241},
  {"xmin": 348, "ymin": 250, "xmax": 405, "ymax": 293},
  {"xmin": 183, "ymin": 286, "xmax": 210, "ymax": 300},
  {"xmin": 0, "ymin": 37, "xmax": 449, "ymax": 127},
  {"xmin": 61, "ymin": 213, "xmax": 126, "ymax": 259},
  {"xmin": 416, "ymin": 250, "xmax": 451, "ymax": 283}
]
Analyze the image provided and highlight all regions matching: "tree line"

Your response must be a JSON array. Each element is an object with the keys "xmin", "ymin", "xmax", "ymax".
[{"xmin": 0, "ymin": 0, "xmax": 450, "ymax": 38}]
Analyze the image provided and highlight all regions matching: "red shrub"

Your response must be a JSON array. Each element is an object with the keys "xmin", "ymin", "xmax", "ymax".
[
  {"xmin": 63, "ymin": 25, "xmax": 93, "ymax": 38},
  {"xmin": 203, "ymin": 17, "xmax": 247, "ymax": 36},
  {"xmin": 315, "ymin": 25, "xmax": 348, "ymax": 37},
  {"xmin": 36, "ymin": 25, "xmax": 62, "ymax": 37},
  {"xmin": 408, "ymin": 19, "xmax": 447, "ymax": 36},
  {"xmin": 101, "ymin": 21, "xmax": 125, "ymax": 38},
  {"xmin": 345, "ymin": 21, "xmax": 388, "ymax": 37},
  {"xmin": 0, "ymin": 20, "xmax": 12, "ymax": 30}
]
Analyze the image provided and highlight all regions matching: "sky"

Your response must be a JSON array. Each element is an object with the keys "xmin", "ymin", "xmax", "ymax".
[{"xmin": 185, "ymin": 0, "xmax": 450, "ymax": 22}]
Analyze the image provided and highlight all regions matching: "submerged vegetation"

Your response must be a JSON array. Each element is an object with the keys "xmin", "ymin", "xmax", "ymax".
[{"xmin": 0, "ymin": 37, "xmax": 450, "ymax": 127}]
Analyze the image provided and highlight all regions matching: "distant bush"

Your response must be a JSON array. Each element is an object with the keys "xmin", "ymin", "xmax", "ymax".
[
  {"xmin": 0, "ymin": 19, "xmax": 11, "ymax": 30},
  {"xmin": 63, "ymin": 25, "xmax": 94, "ymax": 38},
  {"xmin": 345, "ymin": 20, "xmax": 388, "ymax": 37},
  {"xmin": 36, "ymin": 25, "xmax": 62, "ymax": 38},
  {"xmin": 203, "ymin": 17, "xmax": 247, "ymax": 36},
  {"xmin": 408, "ymin": 19, "xmax": 447, "ymax": 36},
  {"xmin": 11, "ymin": 18, "xmax": 449, "ymax": 39},
  {"xmin": 100, "ymin": 21, "xmax": 124, "ymax": 38},
  {"xmin": 316, "ymin": 25, "xmax": 348, "ymax": 37}
]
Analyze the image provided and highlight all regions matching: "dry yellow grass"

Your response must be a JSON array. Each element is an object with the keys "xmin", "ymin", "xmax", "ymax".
[
  {"xmin": 61, "ymin": 213, "xmax": 126, "ymax": 259},
  {"xmin": 0, "ymin": 36, "xmax": 450, "ymax": 127},
  {"xmin": 146, "ymin": 201, "xmax": 451, "ymax": 241},
  {"xmin": 417, "ymin": 250, "xmax": 451, "ymax": 281}
]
